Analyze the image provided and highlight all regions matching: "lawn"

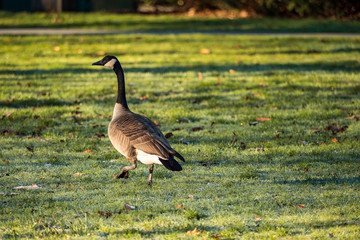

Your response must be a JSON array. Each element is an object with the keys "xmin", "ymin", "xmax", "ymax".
[
  {"xmin": 0, "ymin": 11, "xmax": 360, "ymax": 33},
  {"xmin": 0, "ymin": 34, "xmax": 360, "ymax": 239}
]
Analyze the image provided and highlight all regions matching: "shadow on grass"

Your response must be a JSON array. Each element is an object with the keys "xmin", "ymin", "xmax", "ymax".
[
  {"xmin": 1, "ymin": 13, "xmax": 359, "ymax": 33},
  {"xmin": 0, "ymin": 98, "xmax": 75, "ymax": 108},
  {"xmin": 1, "ymin": 60, "xmax": 359, "ymax": 76},
  {"xmin": 276, "ymin": 176, "xmax": 360, "ymax": 185}
]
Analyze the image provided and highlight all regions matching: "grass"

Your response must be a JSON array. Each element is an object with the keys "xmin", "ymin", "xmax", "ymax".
[
  {"xmin": 0, "ymin": 34, "xmax": 360, "ymax": 239},
  {"xmin": 0, "ymin": 11, "xmax": 360, "ymax": 33}
]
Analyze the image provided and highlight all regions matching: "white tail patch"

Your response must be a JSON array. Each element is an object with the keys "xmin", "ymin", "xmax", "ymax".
[
  {"xmin": 104, "ymin": 58, "xmax": 117, "ymax": 69},
  {"xmin": 136, "ymin": 150, "xmax": 163, "ymax": 165}
]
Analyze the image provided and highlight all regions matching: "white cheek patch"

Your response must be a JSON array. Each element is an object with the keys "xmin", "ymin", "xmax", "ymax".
[{"xmin": 104, "ymin": 59, "xmax": 117, "ymax": 68}]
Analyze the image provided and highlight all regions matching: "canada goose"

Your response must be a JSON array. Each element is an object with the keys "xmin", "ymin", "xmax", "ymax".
[{"xmin": 92, "ymin": 56, "xmax": 185, "ymax": 185}]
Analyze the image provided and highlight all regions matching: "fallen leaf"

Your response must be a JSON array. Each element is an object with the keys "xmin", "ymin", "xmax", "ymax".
[
  {"xmin": 84, "ymin": 149, "xmax": 92, "ymax": 153},
  {"xmin": 188, "ymin": 195, "xmax": 194, "ymax": 199},
  {"xmin": 72, "ymin": 172, "xmax": 82, "ymax": 177},
  {"xmin": 97, "ymin": 51, "xmax": 105, "ymax": 56},
  {"xmin": 153, "ymin": 120, "xmax": 160, "ymax": 126},
  {"xmin": 2, "ymin": 159, "xmax": 9, "ymax": 164},
  {"xmin": 229, "ymin": 69, "xmax": 236, "ymax": 74},
  {"xmin": 259, "ymin": 82, "xmax": 265, "ymax": 87},
  {"xmin": 200, "ymin": 48, "xmax": 211, "ymax": 54},
  {"xmin": 98, "ymin": 211, "xmax": 112, "ymax": 218},
  {"xmin": 331, "ymin": 138, "xmax": 338, "ymax": 143},
  {"xmin": 77, "ymin": 49, "xmax": 83, "ymax": 54},
  {"xmin": 212, "ymin": 234, "xmax": 220, "ymax": 239},
  {"xmin": 139, "ymin": 95, "xmax": 147, "ymax": 100},
  {"xmin": 198, "ymin": 72, "xmax": 203, "ymax": 80},
  {"xmin": 14, "ymin": 184, "xmax": 42, "ymax": 190},
  {"xmin": 165, "ymin": 132, "xmax": 173, "ymax": 138},
  {"xmin": 53, "ymin": 46, "xmax": 60, "ymax": 51},
  {"xmin": 92, "ymin": 133, "xmax": 105, "ymax": 139},
  {"xmin": 26, "ymin": 146, "xmax": 34, "ymax": 152},
  {"xmin": 345, "ymin": 115, "xmax": 360, "ymax": 121},
  {"xmin": 324, "ymin": 123, "xmax": 348, "ymax": 135},
  {"xmin": 124, "ymin": 204, "xmax": 136, "ymax": 210},
  {"xmin": 296, "ymin": 204, "xmax": 306, "ymax": 208},
  {"xmin": 256, "ymin": 117, "xmax": 271, "ymax": 122},
  {"xmin": 191, "ymin": 127, "xmax": 203, "ymax": 131},
  {"xmin": 176, "ymin": 204, "xmax": 185, "ymax": 209},
  {"xmin": 255, "ymin": 217, "xmax": 261, "ymax": 222},
  {"xmin": 187, "ymin": 227, "xmax": 203, "ymax": 235},
  {"xmin": 79, "ymin": 186, "xmax": 83, "ymax": 190}
]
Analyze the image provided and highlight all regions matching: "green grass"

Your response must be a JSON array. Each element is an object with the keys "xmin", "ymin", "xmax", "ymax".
[
  {"xmin": 1, "ymin": 34, "xmax": 360, "ymax": 239},
  {"xmin": 0, "ymin": 11, "xmax": 360, "ymax": 33}
]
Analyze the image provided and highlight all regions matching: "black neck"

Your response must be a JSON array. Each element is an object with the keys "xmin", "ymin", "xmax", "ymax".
[{"xmin": 113, "ymin": 62, "xmax": 129, "ymax": 109}]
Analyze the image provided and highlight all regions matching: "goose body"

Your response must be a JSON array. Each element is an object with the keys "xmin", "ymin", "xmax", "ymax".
[{"xmin": 92, "ymin": 56, "xmax": 184, "ymax": 184}]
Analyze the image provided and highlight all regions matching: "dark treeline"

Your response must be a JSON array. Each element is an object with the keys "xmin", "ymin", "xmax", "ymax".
[{"xmin": 140, "ymin": 0, "xmax": 360, "ymax": 19}]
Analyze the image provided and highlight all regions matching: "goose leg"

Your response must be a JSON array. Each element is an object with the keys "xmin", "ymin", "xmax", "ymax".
[
  {"xmin": 148, "ymin": 164, "xmax": 154, "ymax": 185},
  {"xmin": 115, "ymin": 158, "xmax": 137, "ymax": 179}
]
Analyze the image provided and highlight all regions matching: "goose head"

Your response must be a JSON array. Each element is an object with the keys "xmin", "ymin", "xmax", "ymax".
[{"xmin": 92, "ymin": 55, "xmax": 119, "ymax": 69}]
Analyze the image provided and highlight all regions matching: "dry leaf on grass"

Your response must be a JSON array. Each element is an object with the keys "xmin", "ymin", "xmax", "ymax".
[
  {"xmin": 188, "ymin": 195, "xmax": 194, "ymax": 199},
  {"xmin": 256, "ymin": 117, "xmax": 271, "ymax": 122},
  {"xmin": 229, "ymin": 69, "xmax": 236, "ymax": 74},
  {"xmin": 98, "ymin": 211, "xmax": 112, "ymax": 218},
  {"xmin": 139, "ymin": 95, "xmax": 147, "ymax": 100},
  {"xmin": 345, "ymin": 115, "xmax": 360, "ymax": 121},
  {"xmin": 124, "ymin": 204, "xmax": 136, "ymax": 210},
  {"xmin": 191, "ymin": 127, "xmax": 203, "ymax": 131},
  {"xmin": 198, "ymin": 72, "xmax": 203, "ymax": 80},
  {"xmin": 296, "ymin": 204, "xmax": 306, "ymax": 208},
  {"xmin": 72, "ymin": 172, "xmax": 82, "ymax": 177},
  {"xmin": 97, "ymin": 51, "xmax": 105, "ymax": 56},
  {"xmin": 14, "ymin": 184, "xmax": 42, "ymax": 190},
  {"xmin": 53, "ymin": 46, "xmax": 60, "ymax": 51},
  {"xmin": 200, "ymin": 48, "xmax": 211, "ymax": 54},
  {"xmin": 2, "ymin": 159, "xmax": 9, "ymax": 164},
  {"xmin": 176, "ymin": 204, "xmax": 185, "ymax": 209},
  {"xmin": 26, "ymin": 146, "xmax": 34, "ymax": 152},
  {"xmin": 84, "ymin": 149, "xmax": 92, "ymax": 153},
  {"xmin": 187, "ymin": 227, "xmax": 203, "ymax": 235},
  {"xmin": 0, "ymin": 192, "xmax": 19, "ymax": 196},
  {"xmin": 255, "ymin": 217, "xmax": 261, "ymax": 222},
  {"xmin": 165, "ymin": 132, "xmax": 173, "ymax": 139},
  {"xmin": 331, "ymin": 138, "xmax": 338, "ymax": 143}
]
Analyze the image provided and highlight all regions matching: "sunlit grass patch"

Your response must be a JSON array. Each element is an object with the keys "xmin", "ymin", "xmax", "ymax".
[{"xmin": 0, "ymin": 34, "xmax": 359, "ymax": 239}]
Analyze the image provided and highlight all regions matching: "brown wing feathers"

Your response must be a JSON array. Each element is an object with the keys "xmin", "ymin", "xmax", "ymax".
[{"xmin": 114, "ymin": 112, "xmax": 184, "ymax": 162}]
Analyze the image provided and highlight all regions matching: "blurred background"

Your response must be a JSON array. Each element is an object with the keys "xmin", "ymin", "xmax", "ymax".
[{"xmin": 1, "ymin": 0, "xmax": 359, "ymax": 19}]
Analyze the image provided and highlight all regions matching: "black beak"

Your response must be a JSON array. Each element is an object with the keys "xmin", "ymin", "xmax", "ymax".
[{"xmin": 92, "ymin": 60, "xmax": 102, "ymax": 66}]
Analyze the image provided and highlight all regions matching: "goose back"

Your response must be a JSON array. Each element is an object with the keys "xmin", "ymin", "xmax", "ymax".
[{"xmin": 108, "ymin": 103, "xmax": 177, "ymax": 161}]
